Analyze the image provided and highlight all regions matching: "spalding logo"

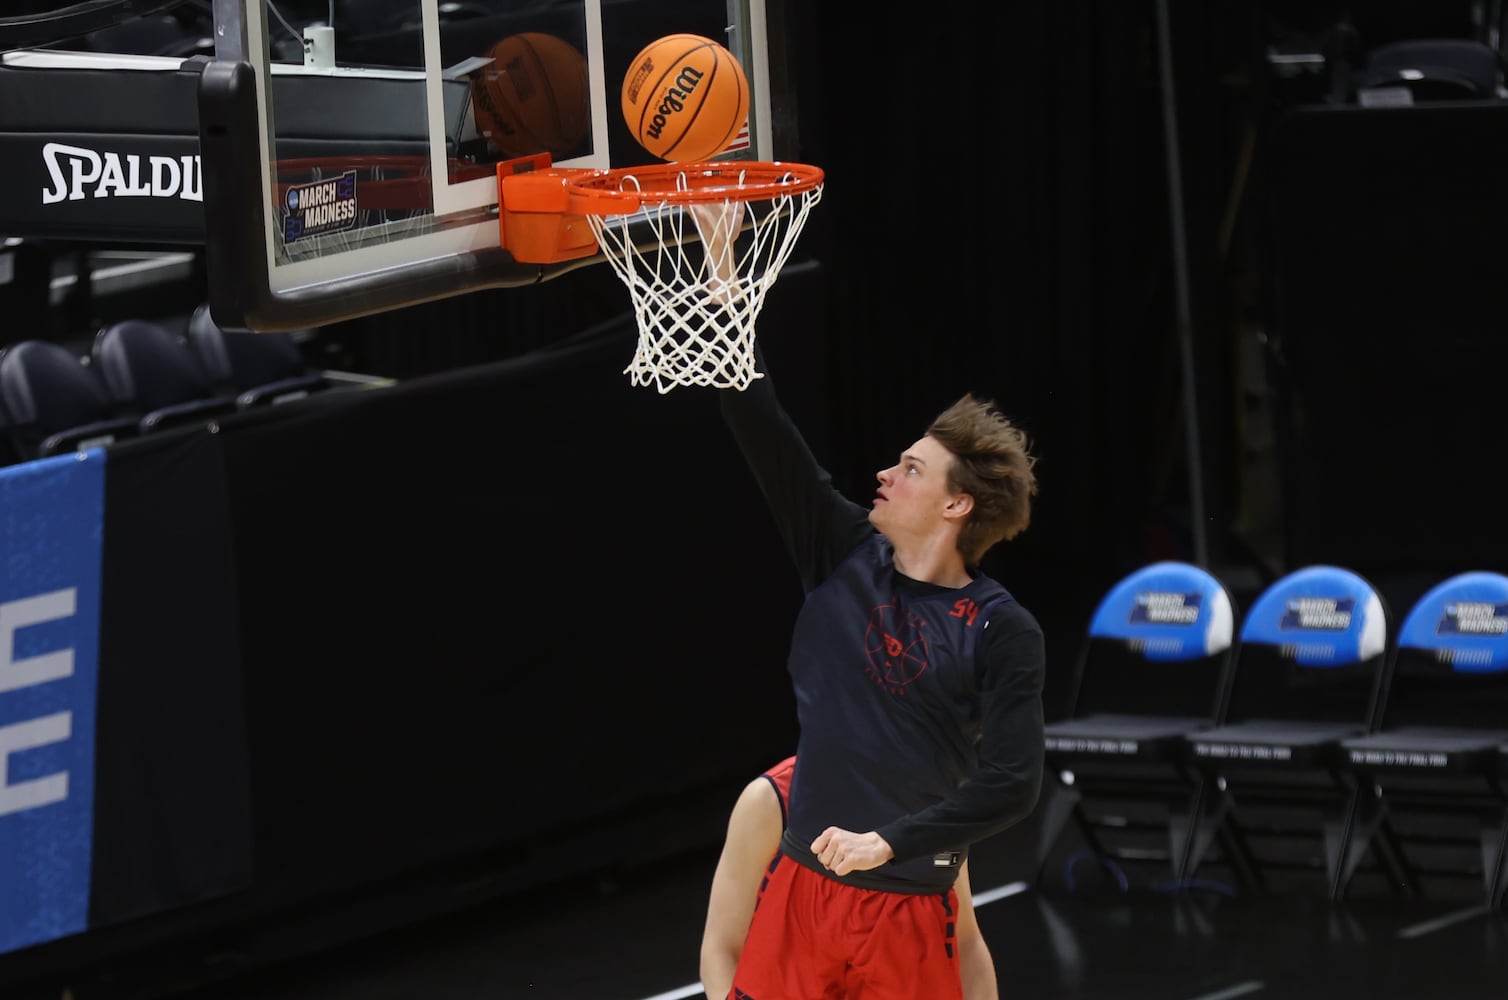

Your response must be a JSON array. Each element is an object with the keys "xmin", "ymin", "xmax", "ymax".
[{"xmin": 41, "ymin": 142, "xmax": 201, "ymax": 204}]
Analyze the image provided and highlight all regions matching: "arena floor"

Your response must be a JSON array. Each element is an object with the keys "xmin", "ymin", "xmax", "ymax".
[{"xmin": 57, "ymin": 822, "xmax": 1507, "ymax": 1000}]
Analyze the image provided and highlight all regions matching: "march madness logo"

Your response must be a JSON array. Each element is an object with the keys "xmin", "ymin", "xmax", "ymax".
[{"xmin": 283, "ymin": 171, "xmax": 358, "ymax": 242}]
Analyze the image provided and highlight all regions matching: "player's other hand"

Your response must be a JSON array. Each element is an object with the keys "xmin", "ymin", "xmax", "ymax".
[{"xmin": 811, "ymin": 827, "xmax": 894, "ymax": 876}]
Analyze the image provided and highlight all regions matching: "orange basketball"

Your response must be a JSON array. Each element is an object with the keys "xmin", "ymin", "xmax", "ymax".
[
  {"xmin": 621, "ymin": 33, "xmax": 750, "ymax": 162},
  {"xmin": 471, "ymin": 32, "xmax": 590, "ymax": 160}
]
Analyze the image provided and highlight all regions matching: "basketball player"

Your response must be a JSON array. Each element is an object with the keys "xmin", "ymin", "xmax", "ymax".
[
  {"xmin": 686, "ymin": 201, "xmax": 1045, "ymax": 998},
  {"xmin": 700, "ymin": 756, "xmax": 999, "ymax": 1000}
]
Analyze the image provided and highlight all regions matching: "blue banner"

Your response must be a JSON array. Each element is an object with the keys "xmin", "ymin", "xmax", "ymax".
[{"xmin": 0, "ymin": 451, "xmax": 106, "ymax": 955}]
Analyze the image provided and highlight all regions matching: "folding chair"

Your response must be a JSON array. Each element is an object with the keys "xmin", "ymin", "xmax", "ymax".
[
  {"xmin": 1340, "ymin": 571, "xmax": 1508, "ymax": 904},
  {"xmin": 1035, "ymin": 561, "xmax": 1239, "ymax": 892},
  {"xmin": 1180, "ymin": 565, "xmax": 1397, "ymax": 899}
]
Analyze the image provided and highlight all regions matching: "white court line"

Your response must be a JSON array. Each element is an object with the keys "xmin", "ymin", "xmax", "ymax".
[
  {"xmin": 635, "ymin": 880, "xmax": 1033, "ymax": 1000},
  {"xmin": 640, "ymin": 985, "xmax": 706, "ymax": 1000},
  {"xmin": 1184, "ymin": 981, "xmax": 1265, "ymax": 1000},
  {"xmin": 1396, "ymin": 903, "xmax": 1493, "ymax": 939},
  {"xmin": 971, "ymin": 880, "xmax": 1030, "ymax": 906}
]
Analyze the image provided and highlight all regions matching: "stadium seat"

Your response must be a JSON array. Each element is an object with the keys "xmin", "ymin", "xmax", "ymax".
[
  {"xmin": 1180, "ymin": 564, "xmax": 1398, "ymax": 899},
  {"xmin": 185, "ymin": 304, "xmax": 336, "ymax": 408},
  {"xmin": 92, "ymin": 318, "xmax": 239, "ymax": 433},
  {"xmin": 1339, "ymin": 571, "xmax": 1508, "ymax": 904},
  {"xmin": 1035, "ymin": 561, "xmax": 1240, "ymax": 892},
  {"xmin": 1354, "ymin": 38, "xmax": 1503, "ymax": 105},
  {"xmin": 0, "ymin": 339, "xmax": 140, "ymax": 461}
]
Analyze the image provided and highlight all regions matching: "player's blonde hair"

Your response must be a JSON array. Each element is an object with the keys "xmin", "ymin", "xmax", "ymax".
[{"xmin": 928, "ymin": 395, "xmax": 1038, "ymax": 565}]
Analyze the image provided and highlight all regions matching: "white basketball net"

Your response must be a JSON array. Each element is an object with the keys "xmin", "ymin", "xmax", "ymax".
[{"xmin": 586, "ymin": 170, "xmax": 824, "ymax": 393}]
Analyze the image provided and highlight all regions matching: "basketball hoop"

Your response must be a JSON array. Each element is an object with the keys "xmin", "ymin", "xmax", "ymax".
[{"xmin": 497, "ymin": 159, "xmax": 824, "ymax": 392}]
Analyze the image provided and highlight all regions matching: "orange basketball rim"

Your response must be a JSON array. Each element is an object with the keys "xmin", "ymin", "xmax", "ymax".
[{"xmin": 494, "ymin": 154, "xmax": 824, "ymax": 265}]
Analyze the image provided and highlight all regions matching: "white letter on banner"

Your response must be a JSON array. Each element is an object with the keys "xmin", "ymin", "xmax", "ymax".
[
  {"xmin": 0, "ymin": 712, "xmax": 71, "ymax": 815},
  {"xmin": 0, "ymin": 589, "xmax": 77, "ymax": 693}
]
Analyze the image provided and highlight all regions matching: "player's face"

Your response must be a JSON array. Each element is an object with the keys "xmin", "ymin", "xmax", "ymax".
[{"xmin": 869, "ymin": 436, "xmax": 958, "ymax": 538}]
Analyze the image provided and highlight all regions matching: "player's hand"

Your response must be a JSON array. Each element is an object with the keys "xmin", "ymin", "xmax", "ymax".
[
  {"xmin": 689, "ymin": 201, "xmax": 746, "ymax": 250},
  {"xmin": 811, "ymin": 827, "xmax": 894, "ymax": 876},
  {"xmin": 689, "ymin": 201, "xmax": 746, "ymax": 293}
]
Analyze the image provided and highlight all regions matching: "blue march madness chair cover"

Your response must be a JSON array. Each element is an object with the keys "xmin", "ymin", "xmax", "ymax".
[
  {"xmin": 1036, "ymin": 561, "xmax": 1239, "ymax": 891},
  {"xmin": 1340, "ymin": 571, "xmax": 1508, "ymax": 903},
  {"xmin": 1181, "ymin": 565, "xmax": 1397, "ymax": 899}
]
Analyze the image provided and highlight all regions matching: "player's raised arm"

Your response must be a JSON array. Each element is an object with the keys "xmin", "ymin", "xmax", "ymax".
[{"xmin": 689, "ymin": 201, "xmax": 747, "ymax": 301}]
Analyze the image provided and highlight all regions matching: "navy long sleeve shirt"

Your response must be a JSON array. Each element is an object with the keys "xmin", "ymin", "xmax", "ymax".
[{"xmin": 720, "ymin": 370, "xmax": 1046, "ymax": 893}]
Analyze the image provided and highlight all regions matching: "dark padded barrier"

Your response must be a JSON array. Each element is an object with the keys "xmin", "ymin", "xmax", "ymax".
[
  {"xmin": 219, "ymin": 325, "xmax": 803, "ymax": 912},
  {"xmin": 0, "ymin": 317, "xmax": 807, "ymax": 994},
  {"xmin": 91, "ymin": 427, "xmax": 251, "ymax": 927}
]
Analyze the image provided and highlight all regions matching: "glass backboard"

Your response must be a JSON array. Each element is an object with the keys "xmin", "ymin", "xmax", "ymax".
[{"xmin": 200, "ymin": 0, "xmax": 791, "ymax": 332}]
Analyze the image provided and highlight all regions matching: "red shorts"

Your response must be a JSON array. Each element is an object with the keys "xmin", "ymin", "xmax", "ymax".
[{"xmin": 730, "ymin": 853, "xmax": 962, "ymax": 1000}]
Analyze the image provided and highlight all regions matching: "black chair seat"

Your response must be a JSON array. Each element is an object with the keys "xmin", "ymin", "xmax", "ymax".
[
  {"xmin": 1046, "ymin": 714, "xmax": 1216, "ymax": 760},
  {"xmin": 1343, "ymin": 726, "xmax": 1508, "ymax": 773},
  {"xmin": 1190, "ymin": 719, "xmax": 1366, "ymax": 768}
]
